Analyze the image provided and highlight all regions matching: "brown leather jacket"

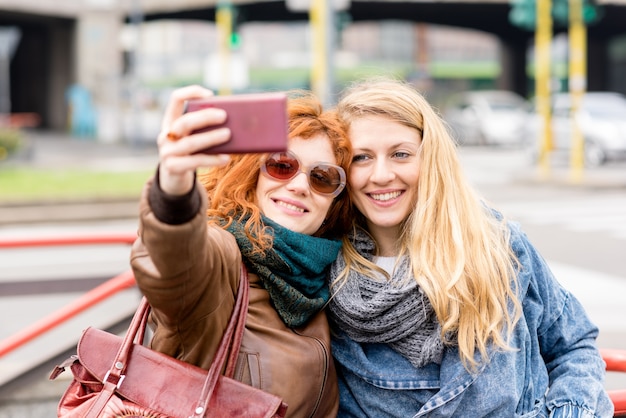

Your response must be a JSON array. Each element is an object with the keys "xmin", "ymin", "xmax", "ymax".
[{"xmin": 130, "ymin": 178, "xmax": 339, "ymax": 418}]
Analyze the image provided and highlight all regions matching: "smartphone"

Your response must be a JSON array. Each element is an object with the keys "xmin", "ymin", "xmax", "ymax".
[{"xmin": 183, "ymin": 92, "xmax": 289, "ymax": 154}]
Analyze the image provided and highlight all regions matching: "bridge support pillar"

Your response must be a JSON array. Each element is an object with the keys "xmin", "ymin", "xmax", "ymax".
[
  {"xmin": 499, "ymin": 38, "xmax": 530, "ymax": 96},
  {"xmin": 75, "ymin": 7, "xmax": 123, "ymax": 142},
  {"xmin": 587, "ymin": 35, "xmax": 607, "ymax": 92}
]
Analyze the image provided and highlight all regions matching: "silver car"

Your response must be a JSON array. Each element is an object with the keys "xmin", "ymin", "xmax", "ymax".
[
  {"xmin": 442, "ymin": 90, "xmax": 530, "ymax": 146},
  {"xmin": 528, "ymin": 92, "xmax": 626, "ymax": 166}
]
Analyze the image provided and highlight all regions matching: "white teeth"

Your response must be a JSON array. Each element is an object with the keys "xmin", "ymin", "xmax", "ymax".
[
  {"xmin": 370, "ymin": 191, "xmax": 401, "ymax": 201},
  {"xmin": 276, "ymin": 200, "xmax": 305, "ymax": 213}
]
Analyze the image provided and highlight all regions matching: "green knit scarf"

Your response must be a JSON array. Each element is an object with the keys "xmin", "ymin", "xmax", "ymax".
[{"xmin": 223, "ymin": 215, "xmax": 342, "ymax": 327}]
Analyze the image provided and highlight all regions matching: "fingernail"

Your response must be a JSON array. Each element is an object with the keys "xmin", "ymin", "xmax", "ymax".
[{"xmin": 167, "ymin": 131, "xmax": 180, "ymax": 141}]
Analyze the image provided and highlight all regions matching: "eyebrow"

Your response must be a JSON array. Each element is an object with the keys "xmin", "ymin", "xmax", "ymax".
[{"xmin": 354, "ymin": 141, "xmax": 421, "ymax": 152}]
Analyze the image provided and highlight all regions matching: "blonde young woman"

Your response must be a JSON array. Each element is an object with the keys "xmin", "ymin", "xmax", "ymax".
[
  {"xmin": 327, "ymin": 77, "xmax": 613, "ymax": 417},
  {"xmin": 131, "ymin": 86, "xmax": 352, "ymax": 417}
]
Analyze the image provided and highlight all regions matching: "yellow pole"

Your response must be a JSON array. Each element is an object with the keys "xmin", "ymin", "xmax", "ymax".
[
  {"xmin": 215, "ymin": 2, "xmax": 233, "ymax": 95},
  {"xmin": 310, "ymin": 0, "xmax": 329, "ymax": 104},
  {"xmin": 569, "ymin": 0, "xmax": 586, "ymax": 183},
  {"xmin": 536, "ymin": 0, "xmax": 553, "ymax": 179}
]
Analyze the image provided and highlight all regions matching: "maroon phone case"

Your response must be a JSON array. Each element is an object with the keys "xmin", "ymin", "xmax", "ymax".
[{"xmin": 183, "ymin": 92, "xmax": 288, "ymax": 154}]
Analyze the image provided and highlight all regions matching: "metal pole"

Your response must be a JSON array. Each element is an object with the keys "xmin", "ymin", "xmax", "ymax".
[
  {"xmin": 0, "ymin": 27, "xmax": 21, "ymax": 116},
  {"xmin": 310, "ymin": 0, "xmax": 334, "ymax": 106},
  {"xmin": 216, "ymin": 1, "xmax": 233, "ymax": 96},
  {"xmin": 129, "ymin": 0, "xmax": 143, "ymax": 148},
  {"xmin": 569, "ymin": 0, "xmax": 586, "ymax": 183},
  {"xmin": 325, "ymin": 0, "xmax": 335, "ymax": 105},
  {"xmin": 0, "ymin": 56, "xmax": 10, "ymax": 115},
  {"xmin": 536, "ymin": 0, "xmax": 553, "ymax": 179}
]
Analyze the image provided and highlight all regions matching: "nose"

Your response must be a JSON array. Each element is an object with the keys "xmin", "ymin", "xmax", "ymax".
[
  {"xmin": 370, "ymin": 158, "xmax": 395, "ymax": 184},
  {"xmin": 286, "ymin": 171, "xmax": 310, "ymax": 195}
]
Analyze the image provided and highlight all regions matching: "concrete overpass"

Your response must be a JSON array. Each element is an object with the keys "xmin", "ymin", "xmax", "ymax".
[{"xmin": 1, "ymin": 0, "xmax": 625, "ymax": 134}]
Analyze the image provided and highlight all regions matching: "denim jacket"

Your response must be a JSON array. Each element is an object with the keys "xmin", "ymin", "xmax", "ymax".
[{"xmin": 331, "ymin": 221, "xmax": 613, "ymax": 417}]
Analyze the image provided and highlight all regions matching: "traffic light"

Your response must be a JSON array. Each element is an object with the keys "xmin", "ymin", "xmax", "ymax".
[
  {"xmin": 551, "ymin": 0, "xmax": 603, "ymax": 26},
  {"xmin": 230, "ymin": 5, "xmax": 243, "ymax": 50},
  {"xmin": 230, "ymin": 32, "xmax": 241, "ymax": 49},
  {"xmin": 509, "ymin": 0, "xmax": 537, "ymax": 31},
  {"xmin": 509, "ymin": 0, "xmax": 603, "ymax": 30},
  {"xmin": 216, "ymin": 3, "xmax": 243, "ymax": 50}
]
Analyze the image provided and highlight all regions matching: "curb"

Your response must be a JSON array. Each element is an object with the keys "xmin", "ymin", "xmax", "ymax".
[
  {"xmin": 0, "ymin": 199, "xmax": 139, "ymax": 226},
  {"xmin": 512, "ymin": 171, "xmax": 626, "ymax": 191}
]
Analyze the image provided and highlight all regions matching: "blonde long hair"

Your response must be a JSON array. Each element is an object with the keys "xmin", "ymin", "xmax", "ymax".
[
  {"xmin": 334, "ymin": 77, "xmax": 522, "ymax": 371},
  {"xmin": 198, "ymin": 90, "xmax": 352, "ymax": 254}
]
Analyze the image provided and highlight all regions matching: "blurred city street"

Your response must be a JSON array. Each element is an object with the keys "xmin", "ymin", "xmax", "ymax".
[
  {"xmin": 456, "ymin": 145, "xmax": 626, "ymax": 362},
  {"xmin": 3, "ymin": 0, "xmax": 626, "ymax": 415}
]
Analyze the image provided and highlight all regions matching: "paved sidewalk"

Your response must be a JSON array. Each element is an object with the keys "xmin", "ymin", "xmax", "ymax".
[
  {"xmin": 457, "ymin": 146, "xmax": 626, "ymax": 191},
  {"xmin": 1, "ymin": 130, "xmax": 158, "ymax": 226},
  {"xmin": 515, "ymin": 164, "xmax": 626, "ymax": 190},
  {"xmin": 6, "ymin": 129, "xmax": 158, "ymax": 171}
]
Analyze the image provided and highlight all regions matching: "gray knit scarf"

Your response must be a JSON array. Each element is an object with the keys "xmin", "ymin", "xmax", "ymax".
[{"xmin": 327, "ymin": 228, "xmax": 444, "ymax": 368}]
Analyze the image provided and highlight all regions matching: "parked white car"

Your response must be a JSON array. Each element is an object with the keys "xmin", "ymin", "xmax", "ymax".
[
  {"xmin": 442, "ymin": 90, "xmax": 530, "ymax": 146},
  {"xmin": 527, "ymin": 92, "xmax": 626, "ymax": 166}
]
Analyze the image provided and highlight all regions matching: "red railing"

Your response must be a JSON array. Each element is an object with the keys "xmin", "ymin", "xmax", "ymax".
[
  {"xmin": 0, "ymin": 233, "xmax": 137, "ymax": 358},
  {"xmin": 0, "ymin": 232, "xmax": 625, "ymax": 416},
  {"xmin": 0, "ymin": 233, "xmax": 136, "ymax": 249},
  {"xmin": 602, "ymin": 349, "xmax": 626, "ymax": 417}
]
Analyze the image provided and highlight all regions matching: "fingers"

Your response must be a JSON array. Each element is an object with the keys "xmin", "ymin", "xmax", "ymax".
[
  {"xmin": 161, "ymin": 153, "xmax": 231, "ymax": 176},
  {"xmin": 159, "ymin": 153, "xmax": 230, "ymax": 196},
  {"xmin": 158, "ymin": 127, "xmax": 231, "ymax": 196},
  {"xmin": 160, "ymin": 126, "xmax": 230, "ymax": 157},
  {"xmin": 160, "ymin": 85, "xmax": 214, "ymax": 132},
  {"xmin": 156, "ymin": 85, "xmax": 232, "ymax": 196},
  {"xmin": 160, "ymin": 107, "xmax": 228, "ymax": 147}
]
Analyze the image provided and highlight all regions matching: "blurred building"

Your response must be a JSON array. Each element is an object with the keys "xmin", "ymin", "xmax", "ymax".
[
  {"xmin": 2, "ymin": 0, "xmax": 626, "ymax": 143},
  {"xmin": 129, "ymin": 18, "xmax": 503, "ymax": 111}
]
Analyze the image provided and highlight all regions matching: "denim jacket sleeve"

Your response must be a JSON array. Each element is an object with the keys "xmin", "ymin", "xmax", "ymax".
[{"xmin": 510, "ymin": 222, "xmax": 613, "ymax": 418}]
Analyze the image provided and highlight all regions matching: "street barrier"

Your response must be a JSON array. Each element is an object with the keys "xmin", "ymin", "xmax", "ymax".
[
  {"xmin": 602, "ymin": 349, "xmax": 626, "ymax": 417},
  {"xmin": 0, "ymin": 233, "xmax": 137, "ymax": 358}
]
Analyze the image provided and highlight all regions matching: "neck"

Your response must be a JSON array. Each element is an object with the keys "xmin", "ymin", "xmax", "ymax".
[{"xmin": 366, "ymin": 222, "xmax": 401, "ymax": 257}]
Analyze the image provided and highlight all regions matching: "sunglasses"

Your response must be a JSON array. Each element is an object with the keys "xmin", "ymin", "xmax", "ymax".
[{"xmin": 261, "ymin": 151, "xmax": 346, "ymax": 197}]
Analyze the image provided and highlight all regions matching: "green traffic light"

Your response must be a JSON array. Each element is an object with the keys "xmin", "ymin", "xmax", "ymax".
[
  {"xmin": 508, "ymin": 0, "xmax": 537, "ymax": 30},
  {"xmin": 230, "ymin": 33, "xmax": 241, "ymax": 48},
  {"xmin": 583, "ymin": 2, "xmax": 602, "ymax": 22},
  {"xmin": 508, "ymin": 0, "xmax": 602, "ymax": 29},
  {"xmin": 552, "ymin": 0, "xmax": 602, "ymax": 25}
]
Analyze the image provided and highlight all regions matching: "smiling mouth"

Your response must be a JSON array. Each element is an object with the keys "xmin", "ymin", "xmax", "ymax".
[
  {"xmin": 275, "ymin": 200, "xmax": 306, "ymax": 213},
  {"xmin": 369, "ymin": 191, "xmax": 402, "ymax": 202}
]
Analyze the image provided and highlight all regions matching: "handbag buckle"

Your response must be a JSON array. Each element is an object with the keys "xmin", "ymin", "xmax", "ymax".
[{"xmin": 103, "ymin": 370, "xmax": 126, "ymax": 389}]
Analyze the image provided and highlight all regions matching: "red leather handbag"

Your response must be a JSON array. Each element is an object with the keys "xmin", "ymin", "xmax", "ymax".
[{"xmin": 49, "ymin": 265, "xmax": 288, "ymax": 418}]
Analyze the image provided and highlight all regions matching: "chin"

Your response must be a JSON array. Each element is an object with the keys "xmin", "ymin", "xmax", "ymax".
[
  {"xmin": 372, "ymin": 218, "xmax": 403, "ymax": 229},
  {"xmin": 271, "ymin": 217, "xmax": 304, "ymax": 233}
]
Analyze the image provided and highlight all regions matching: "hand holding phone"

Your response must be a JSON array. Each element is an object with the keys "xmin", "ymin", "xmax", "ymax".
[{"xmin": 183, "ymin": 92, "xmax": 289, "ymax": 154}]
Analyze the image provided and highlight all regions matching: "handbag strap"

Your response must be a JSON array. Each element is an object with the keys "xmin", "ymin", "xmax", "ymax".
[
  {"xmin": 84, "ymin": 292, "xmax": 152, "ymax": 417},
  {"xmin": 98, "ymin": 293, "xmax": 152, "ymax": 389},
  {"xmin": 225, "ymin": 263, "xmax": 249, "ymax": 377},
  {"xmin": 192, "ymin": 263, "xmax": 249, "ymax": 417}
]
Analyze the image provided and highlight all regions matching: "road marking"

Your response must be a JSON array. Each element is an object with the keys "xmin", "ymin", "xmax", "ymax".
[
  {"xmin": 549, "ymin": 260, "xmax": 626, "ymax": 332},
  {"xmin": 497, "ymin": 194, "xmax": 626, "ymax": 240}
]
